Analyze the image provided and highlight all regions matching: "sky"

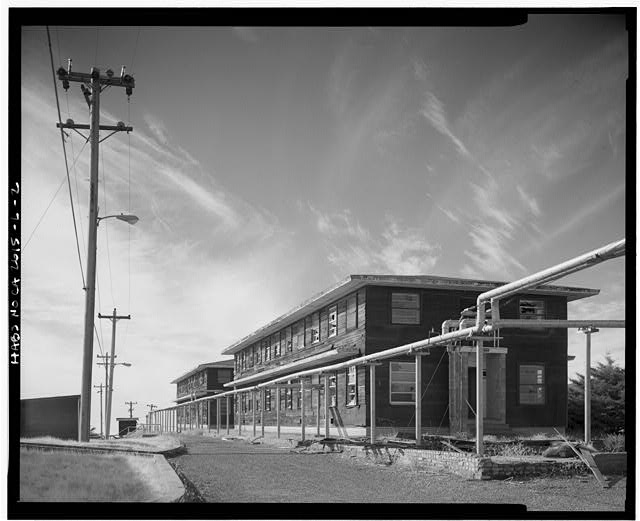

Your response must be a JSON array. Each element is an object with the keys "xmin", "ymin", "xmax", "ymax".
[{"xmin": 18, "ymin": 15, "xmax": 628, "ymax": 432}]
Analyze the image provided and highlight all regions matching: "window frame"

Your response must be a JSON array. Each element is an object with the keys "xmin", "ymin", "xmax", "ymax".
[
  {"xmin": 328, "ymin": 373, "xmax": 337, "ymax": 407},
  {"xmin": 518, "ymin": 363, "xmax": 546, "ymax": 406},
  {"xmin": 390, "ymin": 291, "xmax": 421, "ymax": 325},
  {"xmin": 519, "ymin": 299, "xmax": 545, "ymax": 320},
  {"xmin": 311, "ymin": 311, "xmax": 320, "ymax": 343},
  {"xmin": 346, "ymin": 366, "xmax": 357, "ymax": 407},
  {"xmin": 328, "ymin": 304, "xmax": 338, "ymax": 338},
  {"xmin": 264, "ymin": 389, "xmax": 271, "ymax": 411},
  {"xmin": 389, "ymin": 360, "xmax": 416, "ymax": 405}
]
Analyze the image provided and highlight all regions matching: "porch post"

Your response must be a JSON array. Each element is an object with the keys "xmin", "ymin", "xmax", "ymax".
[
  {"xmin": 370, "ymin": 364, "xmax": 376, "ymax": 444},
  {"xmin": 316, "ymin": 383, "xmax": 321, "ymax": 437},
  {"xmin": 226, "ymin": 396, "xmax": 230, "ymax": 434},
  {"xmin": 217, "ymin": 398, "xmax": 221, "ymax": 435},
  {"xmin": 252, "ymin": 390, "xmax": 257, "ymax": 437},
  {"xmin": 324, "ymin": 374, "xmax": 330, "ymax": 438},
  {"xmin": 276, "ymin": 385, "xmax": 281, "ymax": 438},
  {"xmin": 261, "ymin": 389, "xmax": 265, "ymax": 438},
  {"xmin": 415, "ymin": 354, "xmax": 422, "ymax": 447},
  {"xmin": 301, "ymin": 379, "xmax": 305, "ymax": 442}
]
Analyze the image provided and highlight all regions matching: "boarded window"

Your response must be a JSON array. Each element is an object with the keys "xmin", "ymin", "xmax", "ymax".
[
  {"xmin": 346, "ymin": 293, "xmax": 357, "ymax": 331},
  {"xmin": 329, "ymin": 374, "xmax": 337, "ymax": 407},
  {"xmin": 311, "ymin": 312, "xmax": 320, "ymax": 343},
  {"xmin": 346, "ymin": 366, "xmax": 357, "ymax": 406},
  {"xmin": 328, "ymin": 305, "xmax": 338, "ymax": 337},
  {"xmin": 391, "ymin": 292, "xmax": 420, "ymax": 325},
  {"xmin": 519, "ymin": 300, "xmax": 545, "ymax": 320},
  {"xmin": 389, "ymin": 361, "xmax": 415, "ymax": 404},
  {"xmin": 272, "ymin": 332, "xmax": 281, "ymax": 358},
  {"xmin": 293, "ymin": 320, "xmax": 305, "ymax": 349},
  {"xmin": 519, "ymin": 365, "xmax": 545, "ymax": 404}
]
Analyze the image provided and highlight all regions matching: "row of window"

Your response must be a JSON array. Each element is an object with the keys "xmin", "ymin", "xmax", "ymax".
[
  {"xmin": 177, "ymin": 369, "xmax": 233, "ymax": 396},
  {"xmin": 235, "ymin": 292, "xmax": 360, "ymax": 373}
]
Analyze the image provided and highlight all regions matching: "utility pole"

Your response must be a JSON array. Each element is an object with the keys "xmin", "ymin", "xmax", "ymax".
[
  {"xmin": 99, "ymin": 308, "xmax": 131, "ymax": 439},
  {"xmin": 97, "ymin": 353, "xmax": 114, "ymax": 438},
  {"xmin": 93, "ymin": 383, "xmax": 104, "ymax": 438},
  {"xmin": 125, "ymin": 401, "xmax": 137, "ymax": 418},
  {"xmin": 56, "ymin": 62, "xmax": 135, "ymax": 442}
]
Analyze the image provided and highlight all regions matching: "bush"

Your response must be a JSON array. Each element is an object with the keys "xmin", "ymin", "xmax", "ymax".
[
  {"xmin": 567, "ymin": 355, "xmax": 625, "ymax": 435},
  {"xmin": 602, "ymin": 433, "xmax": 625, "ymax": 452}
]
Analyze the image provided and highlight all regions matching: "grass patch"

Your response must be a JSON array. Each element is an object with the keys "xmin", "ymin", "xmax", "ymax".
[{"xmin": 20, "ymin": 448, "xmax": 155, "ymax": 502}]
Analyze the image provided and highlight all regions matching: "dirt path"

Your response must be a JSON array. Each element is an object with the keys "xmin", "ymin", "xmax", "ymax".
[{"xmin": 169, "ymin": 434, "xmax": 626, "ymax": 511}]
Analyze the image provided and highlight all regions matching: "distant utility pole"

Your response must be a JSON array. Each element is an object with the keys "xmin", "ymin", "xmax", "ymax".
[
  {"xmin": 93, "ymin": 383, "xmax": 104, "ymax": 438},
  {"xmin": 147, "ymin": 404, "xmax": 157, "ymax": 412},
  {"xmin": 99, "ymin": 308, "xmax": 131, "ymax": 440},
  {"xmin": 56, "ymin": 62, "xmax": 135, "ymax": 442},
  {"xmin": 125, "ymin": 401, "xmax": 138, "ymax": 419}
]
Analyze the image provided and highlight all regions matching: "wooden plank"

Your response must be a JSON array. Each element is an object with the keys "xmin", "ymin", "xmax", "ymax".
[
  {"xmin": 441, "ymin": 440, "xmax": 464, "ymax": 453},
  {"xmin": 553, "ymin": 428, "xmax": 609, "ymax": 488}
]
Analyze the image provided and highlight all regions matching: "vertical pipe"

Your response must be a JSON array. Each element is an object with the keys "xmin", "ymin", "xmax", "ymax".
[
  {"xmin": 261, "ymin": 389, "xmax": 265, "ymax": 438},
  {"xmin": 370, "ymin": 364, "xmax": 376, "ymax": 445},
  {"xmin": 79, "ymin": 69, "xmax": 101, "ymax": 441},
  {"xmin": 415, "ymin": 355, "xmax": 422, "ymax": 447},
  {"xmin": 226, "ymin": 396, "xmax": 230, "ymax": 434},
  {"xmin": 585, "ymin": 332, "xmax": 592, "ymax": 445},
  {"xmin": 301, "ymin": 380, "xmax": 306, "ymax": 442},
  {"xmin": 316, "ymin": 384, "xmax": 321, "ymax": 437},
  {"xmin": 252, "ymin": 390, "xmax": 257, "ymax": 437},
  {"xmin": 276, "ymin": 385, "xmax": 281, "ymax": 438},
  {"xmin": 324, "ymin": 374, "xmax": 330, "ymax": 438},
  {"xmin": 476, "ymin": 339, "xmax": 484, "ymax": 455},
  {"xmin": 217, "ymin": 399, "xmax": 221, "ymax": 435},
  {"xmin": 238, "ymin": 393, "xmax": 242, "ymax": 436}
]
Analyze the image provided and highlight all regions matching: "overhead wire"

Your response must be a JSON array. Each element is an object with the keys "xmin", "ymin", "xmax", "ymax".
[
  {"xmin": 100, "ymin": 145, "xmax": 116, "ymax": 308},
  {"xmin": 46, "ymin": 26, "xmax": 86, "ymax": 289}
]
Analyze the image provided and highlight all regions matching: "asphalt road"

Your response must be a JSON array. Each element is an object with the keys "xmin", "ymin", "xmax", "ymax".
[{"xmin": 168, "ymin": 434, "xmax": 627, "ymax": 512}]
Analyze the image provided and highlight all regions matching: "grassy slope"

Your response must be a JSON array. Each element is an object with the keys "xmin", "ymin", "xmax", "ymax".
[{"xmin": 19, "ymin": 449, "xmax": 155, "ymax": 502}]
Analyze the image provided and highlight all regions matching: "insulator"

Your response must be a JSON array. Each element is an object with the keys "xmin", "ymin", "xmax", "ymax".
[
  {"xmin": 106, "ymin": 69, "xmax": 114, "ymax": 78},
  {"xmin": 126, "ymin": 86, "xmax": 133, "ymax": 97},
  {"xmin": 66, "ymin": 118, "xmax": 74, "ymax": 126},
  {"xmin": 62, "ymin": 80, "xmax": 70, "ymax": 91}
]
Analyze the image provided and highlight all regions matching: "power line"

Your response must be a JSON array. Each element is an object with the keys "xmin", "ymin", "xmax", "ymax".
[
  {"xmin": 100, "ymin": 145, "xmax": 115, "ymax": 308},
  {"xmin": 46, "ymin": 26, "xmax": 86, "ymax": 289}
]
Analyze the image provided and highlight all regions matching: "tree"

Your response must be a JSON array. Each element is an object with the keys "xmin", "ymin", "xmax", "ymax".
[{"xmin": 567, "ymin": 355, "xmax": 625, "ymax": 435}]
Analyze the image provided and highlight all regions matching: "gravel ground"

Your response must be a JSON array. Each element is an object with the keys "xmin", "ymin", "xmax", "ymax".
[{"xmin": 169, "ymin": 434, "xmax": 627, "ymax": 511}]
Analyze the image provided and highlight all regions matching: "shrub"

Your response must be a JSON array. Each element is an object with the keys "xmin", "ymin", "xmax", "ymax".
[{"xmin": 602, "ymin": 433, "xmax": 625, "ymax": 452}]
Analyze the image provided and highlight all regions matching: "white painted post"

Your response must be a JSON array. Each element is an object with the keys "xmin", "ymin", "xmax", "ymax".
[
  {"xmin": 316, "ymin": 383, "xmax": 321, "ymax": 437},
  {"xmin": 324, "ymin": 374, "xmax": 330, "ymax": 438},
  {"xmin": 217, "ymin": 398, "xmax": 221, "ymax": 435},
  {"xmin": 370, "ymin": 364, "xmax": 376, "ymax": 445},
  {"xmin": 301, "ymin": 379, "xmax": 306, "ymax": 442},
  {"xmin": 226, "ymin": 396, "xmax": 230, "ymax": 434},
  {"xmin": 276, "ymin": 385, "xmax": 281, "ymax": 438},
  {"xmin": 476, "ymin": 339, "xmax": 484, "ymax": 455},
  {"xmin": 252, "ymin": 390, "xmax": 257, "ymax": 437},
  {"xmin": 415, "ymin": 354, "xmax": 422, "ymax": 447},
  {"xmin": 261, "ymin": 389, "xmax": 265, "ymax": 438}
]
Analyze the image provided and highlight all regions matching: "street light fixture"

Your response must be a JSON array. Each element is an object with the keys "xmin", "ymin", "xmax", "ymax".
[{"xmin": 97, "ymin": 213, "xmax": 139, "ymax": 226}]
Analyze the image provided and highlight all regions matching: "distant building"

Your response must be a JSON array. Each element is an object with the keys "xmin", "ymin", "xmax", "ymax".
[
  {"xmin": 20, "ymin": 395, "xmax": 80, "ymax": 440},
  {"xmin": 170, "ymin": 360, "xmax": 234, "ymax": 429},
  {"xmin": 116, "ymin": 417, "xmax": 138, "ymax": 436},
  {"xmin": 221, "ymin": 274, "xmax": 598, "ymax": 437}
]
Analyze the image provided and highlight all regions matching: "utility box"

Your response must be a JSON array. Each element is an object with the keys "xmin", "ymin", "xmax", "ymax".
[
  {"xmin": 116, "ymin": 417, "xmax": 138, "ymax": 437},
  {"xmin": 21, "ymin": 395, "xmax": 80, "ymax": 440}
]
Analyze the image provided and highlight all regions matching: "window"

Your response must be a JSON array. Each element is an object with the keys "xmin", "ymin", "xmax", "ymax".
[
  {"xmin": 328, "ymin": 305, "xmax": 338, "ymax": 337},
  {"xmin": 285, "ymin": 326, "xmax": 293, "ymax": 352},
  {"xmin": 241, "ymin": 351, "xmax": 246, "ymax": 371},
  {"xmin": 255, "ymin": 342, "xmax": 262, "ymax": 364},
  {"xmin": 272, "ymin": 332, "xmax": 281, "ymax": 358},
  {"xmin": 279, "ymin": 388, "xmax": 286, "ymax": 410},
  {"xmin": 519, "ymin": 365, "xmax": 545, "ymax": 405},
  {"xmin": 328, "ymin": 374, "xmax": 337, "ymax": 407},
  {"xmin": 293, "ymin": 320, "xmax": 305, "ymax": 349},
  {"xmin": 390, "ymin": 361, "xmax": 415, "ymax": 404},
  {"xmin": 262, "ymin": 339, "xmax": 270, "ymax": 362},
  {"xmin": 346, "ymin": 294, "xmax": 357, "ymax": 331},
  {"xmin": 264, "ymin": 389, "xmax": 271, "ymax": 411},
  {"xmin": 311, "ymin": 312, "xmax": 320, "ymax": 343},
  {"xmin": 346, "ymin": 366, "xmax": 357, "ymax": 406},
  {"xmin": 520, "ymin": 300, "xmax": 545, "ymax": 320},
  {"xmin": 286, "ymin": 387, "xmax": 293, "ymax": 409},
  {"xmin": 391, "ymin": 292, "xmax": 420, "ymax": 325}
]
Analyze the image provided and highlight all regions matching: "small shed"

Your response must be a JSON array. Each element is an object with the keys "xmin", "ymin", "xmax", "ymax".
[{"xmin": 116, "ymin": 417, "xmax": 138, "ymax": 437}]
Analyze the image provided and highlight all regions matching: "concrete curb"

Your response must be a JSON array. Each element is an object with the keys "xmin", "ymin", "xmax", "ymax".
[{"xmin": 20, "ymin": 441, "xmax": 186, "ymax": 501}]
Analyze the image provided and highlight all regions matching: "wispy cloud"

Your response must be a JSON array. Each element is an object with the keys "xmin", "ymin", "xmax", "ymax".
[
  {"xmin": 516, "ymin": 185, "xmax": 541, "ymax": 217},
  {"xmin": 304, "ymin": 204, "xmax": 440, "ymax": 275},
  {"xmin": 420, "ymin": 91, "xmax": 470, "ymax": 159}
]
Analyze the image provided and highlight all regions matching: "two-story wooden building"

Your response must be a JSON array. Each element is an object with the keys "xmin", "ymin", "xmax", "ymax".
[
  {"xmin": 221, "ymin": 275, "xmax": 598, "ymax": 437},
  {"xmin": 171, "ymin": 360, "xmax": 234, "ymax": 429}
]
